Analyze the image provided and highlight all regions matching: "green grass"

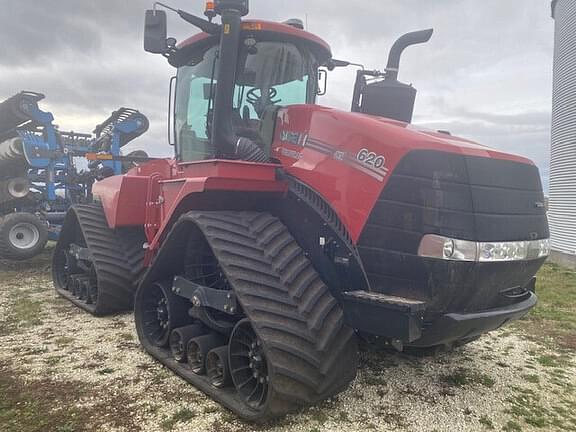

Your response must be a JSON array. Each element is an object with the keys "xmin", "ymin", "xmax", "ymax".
[
  {"xmin": 160, "ymin": 408, "xmax": 196, "ymax": 431},
  {"xmin": 0, "ymin": 295, "xmax": 43, "ymax": 336},
  {"xmin": 505, "ymin": 385, "xmax": 576, "ymax": 430},
  {"xmin": 521, "ymin": 373, "xmax": 540, "ymax": 384},
  {"xmin": 0, "ymin": 251, "xmax": 51, "ymax": 336},
  {"xmin": 518, "ymin": 263, "xmax": 576, "ymax": 350},
  {"xmin": 502, "ymin": 420, "xmax": 522, "ymax": 431},
  {"xmin": 479, "ymin": 415, "xmax": 494, "ymax": 429},
  {"xmin": 118, "ymin": 332, "xmax": 134, "ymax": 342},
  {"xmin": 440, "ymin": 367, "xmax": 495, "ymax": 388}
]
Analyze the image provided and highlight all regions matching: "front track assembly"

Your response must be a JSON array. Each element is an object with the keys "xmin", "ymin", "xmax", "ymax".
[
  {"xmin": 134, "ymin": 211, "xmax": 358, "ymax": 421},
  {"xmin": 52, "ymin": 203, "xmax": 145, "ymax": 315}
]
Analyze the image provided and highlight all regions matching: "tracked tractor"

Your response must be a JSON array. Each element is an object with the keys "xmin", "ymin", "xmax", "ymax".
[{"xmin": 53, "ymin": 0, "xmax": 549, "ymax": 420}]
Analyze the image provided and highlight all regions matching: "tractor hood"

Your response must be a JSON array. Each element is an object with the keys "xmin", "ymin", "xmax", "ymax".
[{"xmin": 272, "ymin": 104, "xmax": 545, "ymax": 244}]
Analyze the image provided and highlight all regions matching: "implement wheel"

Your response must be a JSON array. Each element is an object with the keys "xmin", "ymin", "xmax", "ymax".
[{"xmin": 0, "ymin": 212, "xmax": 48, "ymax": 261}]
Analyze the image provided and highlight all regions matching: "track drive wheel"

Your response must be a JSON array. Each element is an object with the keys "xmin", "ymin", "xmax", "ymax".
[
  {"xmin": 52, "ymin": 203, "xmax": 145, "ymax": 315},
  {"xmin": 0, "ymin": 212, "xmax": 48, "ymax": 261}
]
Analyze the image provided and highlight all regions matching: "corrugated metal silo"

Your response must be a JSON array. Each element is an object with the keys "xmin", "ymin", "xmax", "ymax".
[{"xmin": 550, "ymin": 0, "xmax": 576, "ymax": 265}]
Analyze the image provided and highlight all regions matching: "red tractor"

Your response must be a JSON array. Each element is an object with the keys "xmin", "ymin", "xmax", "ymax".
[{"xmin": 53, "ymin": 0, "xmax": 549, "ymax": 420}]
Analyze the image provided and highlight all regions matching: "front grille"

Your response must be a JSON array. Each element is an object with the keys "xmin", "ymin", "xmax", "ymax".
[
  {"xmin": 359, "ymin": 150, "xmax": 548, "ymax": 256},
  {"xmin": 356, "ymin": 150, "xmax": 549, "ymax": 312}
]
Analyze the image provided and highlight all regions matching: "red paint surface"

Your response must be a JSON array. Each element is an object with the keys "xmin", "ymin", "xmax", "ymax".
[
  {"xmin": 271, "ymin": 105, "xmax": 532, "ymax": 243},
  {"xmin": 93, "ymin": 160, "xmax": 287, "ymax": 262},
  {"xmin": 178, "ymin": 19, "xmax": 331, "ymax": 55}
]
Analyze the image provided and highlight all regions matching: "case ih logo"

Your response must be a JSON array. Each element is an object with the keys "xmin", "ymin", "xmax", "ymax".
[{"xmin": 280, "ymin": 130, "xmax": 306, "ymax": 146}]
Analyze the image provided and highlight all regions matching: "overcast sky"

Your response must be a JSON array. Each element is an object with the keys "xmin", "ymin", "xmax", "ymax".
[{"xmin": 0, "ymin": 0, "xmax": 555, "ymax": 189}]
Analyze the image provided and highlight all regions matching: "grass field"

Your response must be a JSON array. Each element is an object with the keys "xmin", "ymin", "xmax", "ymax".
[
  {"xmin": 517, "ymin": 263, "xmax": 576, "ymax": 350},
  {"xmin": 0, "ymin": 253, "xmax": 574, "ymax": 432}
]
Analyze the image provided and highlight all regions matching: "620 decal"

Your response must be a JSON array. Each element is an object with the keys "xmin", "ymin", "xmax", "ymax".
[{"xmin": 357, "ymin": 148, "xmax": 386, "ymax": 171}]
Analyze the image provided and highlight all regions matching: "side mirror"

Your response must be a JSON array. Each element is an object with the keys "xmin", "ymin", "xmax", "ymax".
[
  {"xmin": 317, "ymin": 69, "xmax": 328, "ymax": 96},
  {"xmin": 144, "ymin": 10, "xmax": 168, "ymax": 54}
]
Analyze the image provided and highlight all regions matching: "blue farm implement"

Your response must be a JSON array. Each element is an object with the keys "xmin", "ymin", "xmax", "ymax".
[{"xmin": 0, "ymin": 91, "xmax": 149, "ymax": 260}]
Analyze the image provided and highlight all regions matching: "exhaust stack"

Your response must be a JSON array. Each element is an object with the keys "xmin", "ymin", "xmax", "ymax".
[
  {"xmin": 355, "ymin": 29, "xmax": 433, "ymax": 124},
  {"xmin": 385, "ymin": 29, "xmax": 433, "ymax": 81}
]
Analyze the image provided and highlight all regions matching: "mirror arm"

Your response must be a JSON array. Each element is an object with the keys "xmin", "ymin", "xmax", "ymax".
[
  {"xmin": 154, "ymin": 2, "xmax": 221, "ymax": 35},
  {"xmin": 177, "ymin": 10, "xmax": 221, "ymax": 34},
  {"xmin": 326, "ymin": 59, "xmax": 365, "ymax": 71}
]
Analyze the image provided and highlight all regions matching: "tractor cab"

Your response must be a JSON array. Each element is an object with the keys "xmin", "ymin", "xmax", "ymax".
[
  {"xmin": 171, "ymin": 22, "xmax": 330, "ymax": 161},
  {"xmin": 144, "ymin": 1, "xmax": 331, "ymax": 162}
]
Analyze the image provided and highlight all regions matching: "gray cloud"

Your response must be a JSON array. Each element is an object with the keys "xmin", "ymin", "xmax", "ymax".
[{"xmin": 0, "ymin": 0, "xmax": 554, "ymax": 182}]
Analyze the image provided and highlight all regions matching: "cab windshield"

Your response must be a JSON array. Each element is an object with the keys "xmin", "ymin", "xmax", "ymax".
[{"xmin": 175, "ymin": 39, "xmax": 319, "ymax": 161}]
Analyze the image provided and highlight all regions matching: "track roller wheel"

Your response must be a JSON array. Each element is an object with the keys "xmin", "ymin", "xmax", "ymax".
[
  {"xmin": 0, "ymin": 212, "xmax": 48, "ymax": 261},
  {"xmin": 187, "ymin": 334, "xmax": 226, "ymax": 374},
  {"xmin": 229, "ymin": 320, "xmax": 268, "ymax": 407},
  {"xmin": 85, "ymin": 268, "xmax": 98, "ymax": 305},
  {"xmin": 170, "ymin": 324, "xmax": 206, "ymax": 362},
  {"xmin": 75, "ymin": 276, "xmax": 89, "ymax": 302},
  {"xmin": 52, "ymin": 204, "xmax": 146, "ymax": 315},
  {"xmin": 207, "ymin": 346, "xmax": 232, "ymax": 389}
]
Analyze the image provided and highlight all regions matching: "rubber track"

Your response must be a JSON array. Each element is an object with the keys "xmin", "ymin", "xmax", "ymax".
[
  {"xmin": 185, "ymin": 211, "xmax": 358, "ymax": 417},
  {"xmin": 54, "ymin": 203, "xmax": 145, "ymax": 315}
]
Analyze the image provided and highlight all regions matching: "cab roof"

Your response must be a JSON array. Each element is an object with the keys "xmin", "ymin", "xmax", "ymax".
[{"xmin": 171, "ymin": 19, "xmax": 332, "ymax": 67}]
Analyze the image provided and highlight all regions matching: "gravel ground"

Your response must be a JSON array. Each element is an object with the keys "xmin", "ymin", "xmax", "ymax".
[{"xmin": 1, "ymin": 253, "xmax": 575, "ymax": 432}]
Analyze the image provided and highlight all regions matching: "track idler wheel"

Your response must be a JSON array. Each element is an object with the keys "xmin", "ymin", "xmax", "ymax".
[
  {"xmin": 169, "ymin": 324, "xmax": 206, "ymax": 363},
  {"xmin": 140, "ymin": 282, "xmax": 189, "ymax": 348},
  {"xmin": 206, "ymin": 346, "xmax": 232, "ymax": 389},
  {"xmin": 186, "ymin": 334, "xmax": 226, "ymax": 375}
]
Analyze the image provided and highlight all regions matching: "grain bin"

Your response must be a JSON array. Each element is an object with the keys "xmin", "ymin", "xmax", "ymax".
[{"xmin": 550, "ymin": 0, "xmax": 576, "ymax": 266}]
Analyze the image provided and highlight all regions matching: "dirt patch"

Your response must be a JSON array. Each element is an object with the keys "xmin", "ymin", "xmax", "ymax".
[{"xmin": 0, "ymin": 360, "xmax": 141, "ymax": 432}]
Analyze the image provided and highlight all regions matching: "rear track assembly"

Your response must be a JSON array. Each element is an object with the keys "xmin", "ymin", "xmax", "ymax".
[{"xmin": 52, "ymin": 203, "xmax": 145, "ymax": 315}]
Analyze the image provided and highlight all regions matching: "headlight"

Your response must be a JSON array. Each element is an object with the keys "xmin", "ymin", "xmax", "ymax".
[{"xmin": 418, "ymin": 235, "xmax": 550, "ymax": 262}]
